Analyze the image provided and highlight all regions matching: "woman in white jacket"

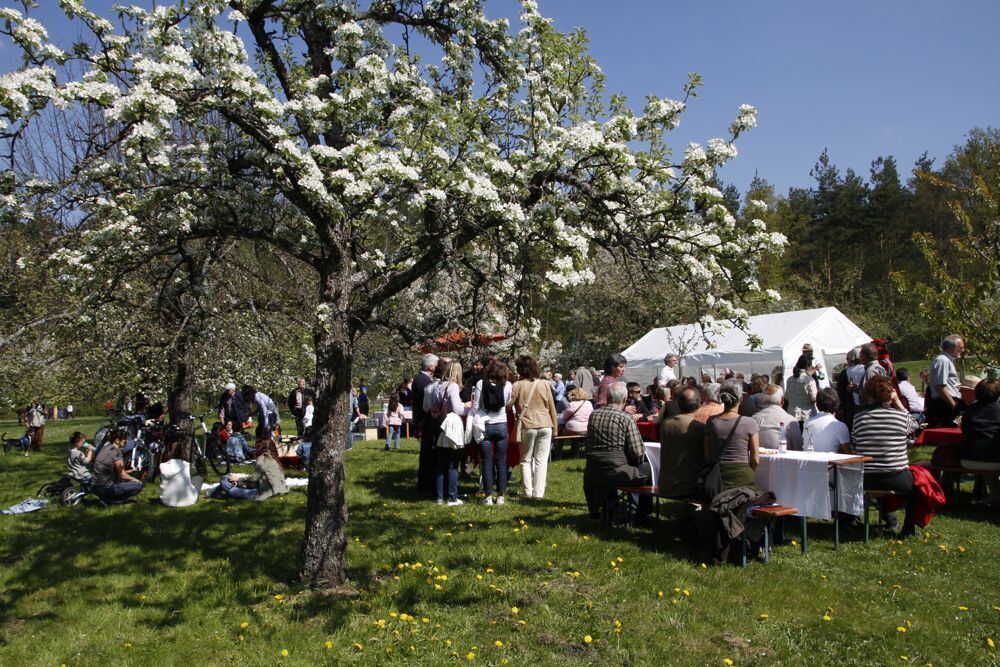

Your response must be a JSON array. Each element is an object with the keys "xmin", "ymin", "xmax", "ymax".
[
  {"xmin": 435, "ymin": 360, "xmax": 470, "ymax": 506},
  {"xmin": 159, "ymin": 439, "xmax": 203, "ymax": 507}
]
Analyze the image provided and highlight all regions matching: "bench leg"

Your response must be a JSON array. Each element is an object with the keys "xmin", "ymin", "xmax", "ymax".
[
  {"xmin": 863, "ymin": 495, "xmax": 870, "ymax": 544},
  {"xmin": 763, "ymin": 521, "xmax": 771, "ymax": 563},
  {"xmin": 800, "ymin": 516, "xmax": 808, "ymax": 554},
  {"xmin": 833, "ymin": 465, "xmax": 841, "ymax": 550}
]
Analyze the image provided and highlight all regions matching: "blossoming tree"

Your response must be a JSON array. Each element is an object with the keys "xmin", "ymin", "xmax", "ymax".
[{"xmin": 1, "ymin": 0, "xmax": 783, "ymax": 586}]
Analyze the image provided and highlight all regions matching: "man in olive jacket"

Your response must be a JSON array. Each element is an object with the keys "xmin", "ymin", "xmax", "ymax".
[{"xmin": 658, "ymin": 386, "xmax": 705, "ymax": 498}]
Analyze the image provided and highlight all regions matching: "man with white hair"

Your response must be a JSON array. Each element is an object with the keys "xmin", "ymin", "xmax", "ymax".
[
  {"xmin": 583, "ymin": 382, "xmax": 652, "ymax": 521},
  {"xmin": 928, "ymin": 334, "xmax": 965, "ymax": 427},
  {"xmin": 753, "ymin": 384, "xmax": 803, "ymax": 450},
  {"xmin": 413, "ymin": 353, "xmax": 439, "ymax": 495},
  {"xmin": 656, "ymin": 354, "xmax": 679, "ymax": 388}
]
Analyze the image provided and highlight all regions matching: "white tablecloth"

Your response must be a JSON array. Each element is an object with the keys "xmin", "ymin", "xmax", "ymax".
[
  {"xmin": 755, "ymin": 450, "xmax": 864, "ymax": 518},
  {"xmin": 644, "ymin": 442, "xmax": 661, "ymax": 486}
]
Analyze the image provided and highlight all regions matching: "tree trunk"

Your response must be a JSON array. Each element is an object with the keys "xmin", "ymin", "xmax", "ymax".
[
  {"xmin": 300, "ymin": 270, "xmax": 352, "ymax": 587},
  {"xmin": 166, "ymin": 343, "xmax": 195, "ymax": 425}
]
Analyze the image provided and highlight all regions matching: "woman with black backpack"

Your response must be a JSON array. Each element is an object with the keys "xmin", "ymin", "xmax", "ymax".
[{"xmin": 472, "ymin": 360, "xmax": 513, "ymax": 505}]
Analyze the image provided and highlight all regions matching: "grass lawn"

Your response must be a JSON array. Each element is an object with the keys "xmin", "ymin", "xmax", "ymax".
[{"xmin": 0, "ymin": 417, "xmax": 998, "ymax": 666}]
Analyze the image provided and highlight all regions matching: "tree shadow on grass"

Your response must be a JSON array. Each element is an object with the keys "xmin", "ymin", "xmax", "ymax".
[{"xmin": 0, "ymin": 492, "xmax": 363, "ymax": 634}]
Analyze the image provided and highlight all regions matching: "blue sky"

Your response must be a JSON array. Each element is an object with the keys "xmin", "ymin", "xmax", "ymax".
[
  {"xmin": 8, "ymin": 1, "xmax": 998, "ymax": 195},
  {"xmin": 529, "ymin": 0, "xmax": 999, "ymax": 194}
]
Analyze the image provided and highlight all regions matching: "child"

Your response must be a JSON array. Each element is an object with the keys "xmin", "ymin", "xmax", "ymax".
[
  {"xmin": 384, "ymin": 392, "xmax": 405, "ymax": 451},
  {"xmin": 296, "ymin": 426, "xmax": 313, "ymax": 469},
  {"xmin": 66, "ymin": 431, "xmax": 93, "ymax": 483}
]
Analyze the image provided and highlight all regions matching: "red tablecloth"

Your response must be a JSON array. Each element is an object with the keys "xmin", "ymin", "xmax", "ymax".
[
  {"xmin": 638, "ymin": 420, "xmax": 659, "ymax": 441},
  {"xmin": 913, "ymin": 427, "xmax": 962, "ymax": 447}
]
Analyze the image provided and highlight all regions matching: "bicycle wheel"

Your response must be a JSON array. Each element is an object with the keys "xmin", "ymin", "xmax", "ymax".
[
  {"xmin": 206, "ymin": 438, "xmax": 230, "ymax": 477},
  {"xmin": 130, "ymin": 445, "xmax": 154, "ymax": 482},
  {"xmin": 145, "ymin": 445, "xmax": 162, "ymax": 484}
]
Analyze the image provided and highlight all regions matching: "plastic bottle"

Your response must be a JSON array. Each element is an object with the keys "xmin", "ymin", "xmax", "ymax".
[{"xmin": 777, "ymin": 422, "xmax": 787, "ymax": 453}]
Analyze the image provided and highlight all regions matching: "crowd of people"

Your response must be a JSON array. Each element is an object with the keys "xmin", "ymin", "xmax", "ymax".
[{"xmin": 395, "ymin": 333, "xmax": 998, "ymax": 538}]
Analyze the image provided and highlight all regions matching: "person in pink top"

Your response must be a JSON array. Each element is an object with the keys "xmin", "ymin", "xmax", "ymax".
[
  {"xmin": 561, "ymin": 388, "xmax": 594, "ymax": 435},
  {"xmin": 384, "ymin": 392, "xmax": 406, "ymax": 451},
  {"xmin": 595, "ymin": 353, "xmax": 627, "ymax": 407}
]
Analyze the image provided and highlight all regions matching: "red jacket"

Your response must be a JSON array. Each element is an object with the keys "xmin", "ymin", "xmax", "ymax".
[{"xmin": 884, "ymin": 465, "xmax": 946, "ymax": 527}]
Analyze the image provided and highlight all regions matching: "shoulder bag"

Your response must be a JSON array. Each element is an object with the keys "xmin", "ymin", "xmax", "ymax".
[{"xmin": 696, "ymin": 416, "xmax": 743, "ymax": 501}]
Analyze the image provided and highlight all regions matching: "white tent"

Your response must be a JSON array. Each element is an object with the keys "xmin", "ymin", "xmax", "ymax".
[{"xmin": 621, "ymin": 307, "xmax": 872, "ymax": 389}]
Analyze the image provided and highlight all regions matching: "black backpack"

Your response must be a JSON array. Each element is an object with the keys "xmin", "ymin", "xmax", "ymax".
[{"xmin": 481, "ymin": 380, "xmax": 506, "ymax": 412}]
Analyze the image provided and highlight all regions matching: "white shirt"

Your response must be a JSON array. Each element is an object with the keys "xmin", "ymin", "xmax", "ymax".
[
  {"xmin": 656, "ymin": 364, "xmax": 677, "ymax": 386},
  {"xmin": 846, "ymin": 364, "xmax": 865, "ymax": 405},
  {"xmin": 303, "ymin": 404, "xmax": 314, "ymax": 429},
  {"xmin": 802, "ymin": 412, "xmax": 850, "ymax": 453},
  {"xmin": 471, "ymin": 379, "xmax": 513, "ymax": 425},
  {"xmin": 896, "ymin": 380, "xmax": 925, "ymax": 412},
  {"xmin": 158, "ymin": 459, "xmax": 203, "ymax": 507}
]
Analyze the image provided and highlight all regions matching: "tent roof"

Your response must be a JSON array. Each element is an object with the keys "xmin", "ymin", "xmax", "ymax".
[{"xmin": 622, "ymin": 307, "xmax": 872, "ymax": 369}]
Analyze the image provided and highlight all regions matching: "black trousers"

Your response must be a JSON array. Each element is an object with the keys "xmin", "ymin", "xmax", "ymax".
[
  {"xmin": 417, "ymin": 420, "xmax": 440, "ymax": 495},
  {"xmin": 864, "ymin": 469, "xmax": 916, "ymax": 534}
]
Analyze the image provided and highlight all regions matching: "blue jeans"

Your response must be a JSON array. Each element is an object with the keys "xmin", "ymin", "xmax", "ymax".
[
  {"xmin": 435, "ymin": 447, "xmax": 461, "ymax": 501},
  {"xmin": 481, "ymin": 422, "xmax": 509, "ymax": 495},
  {"xmin": 93, "ymin": 480, "xmax": 143, "ymax": 503},
  {"xmin": 296, "ymin": 441, "xmax": 312, "ymax": 468},
  {"xmin": 386, "ymin": 425, "xmax": 401, "ymax": 449},
  {"xmin": 226, "ymin": 433, "xmax": 251, "ymax": 463},
  {"xmin": 220, "ymin": 476, "xmax": 258, "ymax": 500}
]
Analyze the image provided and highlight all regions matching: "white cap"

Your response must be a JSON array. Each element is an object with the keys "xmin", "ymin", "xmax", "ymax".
[{"xmin": 225, "ymin": 382, "xmax": 236, "ymax": 391}]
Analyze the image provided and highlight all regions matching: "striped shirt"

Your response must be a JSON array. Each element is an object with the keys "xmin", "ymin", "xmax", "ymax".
[{"xmin": 851, "ymin": 405, "xmax": 916, "ymax": 473}]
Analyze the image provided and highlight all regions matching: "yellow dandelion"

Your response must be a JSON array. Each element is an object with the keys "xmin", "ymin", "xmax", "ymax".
[
  {"xmin": 896, "ymin": 626, "xmax": 907, "ymax": 633},
  {"xmin": 822, "ymin": 614, "xmax": 832, "ymax": 622},
  {"xmin": 683, "ymin": 589, "xmax": 691, "ymax": 597},
  {"xmin": 495, "ymin": 640, "xmax": 503, "ymax": 647},
  {"xmin": 987, "ymin": 637, "xmax": 995, "ymax": 649},
  {"xmin": 900, "ymin": 656, "xmax": 908, "ymax": 662},
  {"xmin": 700, "ymin": 563, "xmax": 708, "ymax": 569},
  {"xmin": 280, "ymin": 649, "xmax": 289, "ymax": 657},
  {"xmin": 583, "ymin": 635, "xmax": 593, "ymax": 644},
  {"xmin": 724, "ymin": 660, "xmax": 734, "ymax": 666},
  {"xmin": 759, "ymin": 613, "xmax": 769, "ymax": 620},
  {"xmin": 511, "ymin": 606, "xmax": 519, "ymax": 615},
  {"xmin": 421, "ymin": 617, "xmax": 430, "ymax": 623},
  {"xmin": 658, "ymin": 591, "xmax": 664, "ymax": 598},
  {"xmin": 324, "ymin": 641, "xmax": 333, "ymax": 649},
  {"xmin": 959, "ymin": 606, "xmax": 969, "ymax": 611},
  {"xmin": 466, "ymin": 651, "xmax": 476, "ymax": 661},
  {"xmin": 274, "ymin": 594, "xmax": 283, "ymax": 601},
  {"xmin": 240, "ymin": 621, "xmax": 249, "ymax": 629},
  {"xmin": 238, "ymin": 635, "xmax": 244, "ymax": 642},
  {"xmin": 518, "ymin": 620, "xmax": 526, "ymax": 626}
]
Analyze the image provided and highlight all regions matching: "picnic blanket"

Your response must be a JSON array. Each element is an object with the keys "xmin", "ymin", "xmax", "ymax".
[{"xmin": 2, "ymin": 498, "xmax": 48, "ymax": 515}]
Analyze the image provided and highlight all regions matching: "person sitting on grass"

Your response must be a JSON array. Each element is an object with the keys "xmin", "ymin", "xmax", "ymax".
[
  {"xmin": 158, "ymin": 435, "xmax": 203, "ymax": 508},
  {"xmin": 66, "ymin": 431, "xmax": 93, "ymax": 484},
  {"xmin": 217, "ymin": 438, "xmax": 288, "ymax": 501},
  {"xmin": 91, "ymin": 429, "xmax": 144, "ymax": 504},
  {"xmin": 296, "ymin": 427, "xmax": 313, "ymax": 470},
  {"xmin": 851, "ymin": 374, "xmax": 917, "ymax": 536}
]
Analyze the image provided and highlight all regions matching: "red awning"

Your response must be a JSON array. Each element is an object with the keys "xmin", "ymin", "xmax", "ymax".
[{"xmin": 417, "ymin": 331, "xmax": 507, "ymax": 353}]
